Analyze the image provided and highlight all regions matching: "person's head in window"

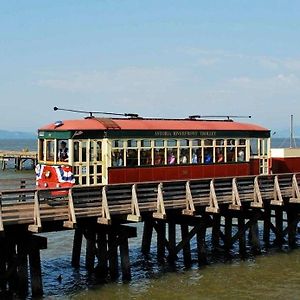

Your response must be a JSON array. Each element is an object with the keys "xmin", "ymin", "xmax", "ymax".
[
  {"xmin": 58, "ymin": 141, "xmax": 68, "ymax": 161},
  {"xmin": 238, "ymin": 148, "xmax": 245, "ymax": 162},
  {"xmin": 204, "ymin": 150, "xmax": 212, "ymax": 163}
]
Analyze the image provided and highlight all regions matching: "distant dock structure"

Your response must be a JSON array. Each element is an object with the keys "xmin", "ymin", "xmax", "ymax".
[{"xmin": 0, "ymin": 150, "xmax": 37, "ymax": 170}]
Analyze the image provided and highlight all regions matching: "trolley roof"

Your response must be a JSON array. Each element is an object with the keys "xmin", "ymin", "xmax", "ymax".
[{"xmin": 40, "ymin": 118, "xmax": 269, "ymax": 132}]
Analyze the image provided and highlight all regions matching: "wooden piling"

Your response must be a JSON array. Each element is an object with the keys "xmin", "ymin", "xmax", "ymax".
[
  {"xmin": 181, "ymin": 224, "xmax": 191, "ymax": 266},
  {"xmin": 263, "ymin": 202, "xmax": 271, "ymax": 247},
  {"xmin": 141, "ymin": 218, "xmax": 153, "ymax": 255},
  {"xmin": 275, "ymin": 207, "xmax": 284, "ymax": 245},
  {"xmin": 168, "ymin": 221, "xmax": 177, "ymax": 261},
  {"xmin": 224, "ymin": 215, "xmax": 232, "ymax": 250},
  {"xmin": 71, "ymin": 229, "xmax": 83, "ymax": 268},
  {"xmin": 96, "ymin": 232, "xmax": 108, "ymax": 278},
  {"xmin": 287, "ymin": 204, "xmax": 298, "ymax": 248},
  {"xmin": 29, "ymin": 248, "xmax": 43, "ymax": 297},
  {"xmin": 85, "ymin": 231, "xmax": 96, "ymax": 271},
  {"xmin": 156, "ymin": 220, "xmax": 166, "ymax": 261},
  {"xmin": 0, "ymin": 243, "xmax": 6, "ymax": 292},
  {"xmin": 108, "ymin": 231, "xmax": 119, "ymax": 279},
  {"xmin": 197, "ymin": 222, "xmax": 207, "ymax": 264},
  {"xmin": 249, "ymin": 215, "xmax": 260, "ymax": 253},
  {"xmin": 119, "ymin": 237, "xmax": 131, "ymax": 281},
  {"xmin": 7, "ymin": 241, "xmax": 17, "ymax": 293},
  {"xmin": 17, "ymin": 243, "xmax": 29, "ymax": 296},
  {"xmin": 212, "ymin": 214, "xmax": 221, "ymax": 249},
  {"xmin": 238, "ymin": 216, "xmax": 246, "ymax": 255}
]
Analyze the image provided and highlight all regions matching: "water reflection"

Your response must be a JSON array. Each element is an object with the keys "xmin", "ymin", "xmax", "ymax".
[{"xmin": 38, "ymin": 227, "xmax": 300, "ymax": 300}]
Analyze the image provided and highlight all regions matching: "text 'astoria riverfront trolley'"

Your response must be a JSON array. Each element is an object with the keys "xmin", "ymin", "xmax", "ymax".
[{"xmin": 35, "ymin": 109, "xmax": 271, "ymax": 189}]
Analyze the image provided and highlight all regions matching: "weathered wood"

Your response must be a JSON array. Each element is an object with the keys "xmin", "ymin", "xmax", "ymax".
[
  {"xmin": 1, "ymin": 172, "xmax": 300, "ymax": 298},
  {"xmin": 17, "ymin": 242, "xmax": 29, "ymax": 296},
  {"xmin": 263, "ymin": 202, "xmax": 271, "ymax": 247},
  {"xmin": 287, "ymin": 204, "xmax": 298, "ymax": 247},
  {"xmin": 119, "ymin": 237, "xmax": 131, "ymax": 281},
  {"xmin": 0, "ymin": 193, "xmax": 4, "ymax": 232},
  {"xmin": 7, "ymin": 240, "xmax": 18, "ymax": 292},
  {"xmin": 2, "ymin": 173, "xmax": 300, "ymax": 229},
  {"xmin": 29, "ymin": 248, "xmax": 43, "ymax": 297},
  {"xmin": 153, "ymin": 183, "xmax": 166, "ymax": 219},
  {"xmin": 229, "ymin": 178, "xmax": 241, "ymax": 210},
  {"xmin": 271, "ymin": 176, "xmax": 283, "ymax": 206},
  {"xmin": 85, "ymin": 231, "xmax": 96, "ymax": 271},
  {"xmin": 180, "ymin": 224, "xmax": 191, "ymax": 266},
  {"xmin": 211, "ymin": 214, "xmax": 221, "ymax": 248},
  {"xmin": 197, "ymin": 222, "xmax": 207, "ymax": 264},
  {"xmin": 182, "ymin": 181, "xmax": 195, "ymax": 216},
  {"xmin": 290, "ymin": 174, "xmax": 300, "ymax": 203},
  {"xmin": 205, "ymin": 179, "xmax": 220, "ymax": 213},
  {"xmin": 127, "ymin": 184, "xmax": 141, "ymax": 222},
  {"xmin": 64, "ymin": 189, "xmax": 77, "ymax": 228},
  {"xmin": 238, "ymin": 216, "xmax": 246, "ymax": 254},
  {"xmin": 168, "ymin": 220, "xmax": 177, "ymax": 261},
  {"xmin": 249, "ymin": 214, "xmax": 260, "ymax": 253},
  {"xmin": 274, "ymin": 207, "xmax": 284, "ymax": 245},
  {"xmin": 251, "ymin": 177, "xmax": 263, "ymax": 208},
  {"xmin": 71, "ymin": 229, "xmax": 83, "ymax": 268},
  {"xmin": 0, "ymin": 243, "xmax": 6, "ymax": 291},
  {"xmin": 141, "ymin": 218, "xmax": 154, "ymax": 255},
  {"xmin": 107, "ymin": 232, "xmax": 119, "ymax": 279},
  {"xmin": 224, "ymin": 215, "xmax": 232, "ymax": 250},
  {"xmin": 28, "ymin": 191, "xmax": 42, "ymax": 233},
  {"xmin": 96, "ymin": 231, "xmax": 108, "ymax": 278},
  {"xmin": 156, "ymin": 220, "xmax": 166, "ymax": 261},
  {"xmin": 0, "ymin": 150, "xmax": 37, "ymax": 171},
  {"xmin": 98, "ymin": 186, "xmax": 111, "ymax": 225}
]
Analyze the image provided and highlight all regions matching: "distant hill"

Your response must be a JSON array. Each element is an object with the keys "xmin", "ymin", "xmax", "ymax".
[
  {"xmin": 273, "ymin": 127, "xmax": 300, "ymax": 138},
  {"xmin": 0, "ymin": 130, "xmax": 36, "ymax": 139}
]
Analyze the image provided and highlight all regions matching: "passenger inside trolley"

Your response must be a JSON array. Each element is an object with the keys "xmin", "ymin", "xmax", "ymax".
[{"xmin": 36, "ymin": 108, "xmax": 271, "ymax": 189}]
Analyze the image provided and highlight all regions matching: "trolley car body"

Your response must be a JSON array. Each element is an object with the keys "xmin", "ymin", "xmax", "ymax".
[{"xmin": 36, "ymin": 117, "xmax": 270, "ymax": 189}]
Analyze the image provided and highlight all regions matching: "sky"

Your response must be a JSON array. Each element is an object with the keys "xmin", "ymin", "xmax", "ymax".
[{"xmin": 1, "ymin": 0, "xmax": 300, "ymax": 135}]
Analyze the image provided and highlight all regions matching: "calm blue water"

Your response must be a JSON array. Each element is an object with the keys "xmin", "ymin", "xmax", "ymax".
[{"xmin": 1, "ymin": 138, "xmax": 300, "ymax": 299}]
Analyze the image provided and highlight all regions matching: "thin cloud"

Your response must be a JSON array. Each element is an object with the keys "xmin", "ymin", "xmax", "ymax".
[
  {"xmin": 181, "ymin": 47, "xmax": 300, "ymax": 72},
  {"xmin": 36, "ymin": 67, "xmax": 181, "ymax": 93}
]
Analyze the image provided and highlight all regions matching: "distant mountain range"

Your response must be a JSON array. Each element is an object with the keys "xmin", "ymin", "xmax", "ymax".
[{"xmin": 0, "ymin": 130, "xmax": 36, "ymax": 139}]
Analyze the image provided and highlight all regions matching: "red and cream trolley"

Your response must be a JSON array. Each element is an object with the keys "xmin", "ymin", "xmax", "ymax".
[{"xmin": 36, "ymin": 112, "xmax": 271, "ymax": 189}]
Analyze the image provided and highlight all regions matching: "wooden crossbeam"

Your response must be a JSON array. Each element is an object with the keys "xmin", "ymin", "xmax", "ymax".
[
  {"xmin": 205, "ymin": 179, "xmax": 220, "ymax": 213},
  {"xmin": 98, "ymin": 186, "xmax": 111, "ymax": 225},
  {"xmin": 282, "ymin": 215, "xmax": 300, "ymax": 237},
  {"xmin": 251, "ymin": 176, "xmax": 263, "ymax": 208},
  {"xmin": 231, "ymin": 214, "xmax": 261, "ymax": 244},
  {"xmin": 174, "ymin": 223, "xmax": 204, "ymax": 254},
  {"xmin": 63, "ymin": 189, "xmax": 77, "ymax": 228},
  {"xmin": 290, "ymin": 174, "xmax": 300, "ymax": 203},
  {"xmin": 153, "ymin": 183, "xmax": 166, "ymax": 219},
  {"xmin": 229, "ymin": 178, "xmax": 241, "ymax": 210},
  {"xmin": 271, "ymin": 175, "xmax": 283, "ymax": 206},
  {"xmin": 182, "ymin": 181, "xmax": 195, "ymax": 216},
  {"xmin": 28, "ymin": 191, "xmax": 42, "ymax": 233},
  {"xmin": 127, "ymin": 184, "xmax": 142, "ymax": 222}
]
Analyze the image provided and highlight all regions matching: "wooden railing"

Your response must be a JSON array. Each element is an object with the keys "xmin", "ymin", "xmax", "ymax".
[{"xmin": 0, "ymin": 173, "xmax": 300, "ymax": 233}]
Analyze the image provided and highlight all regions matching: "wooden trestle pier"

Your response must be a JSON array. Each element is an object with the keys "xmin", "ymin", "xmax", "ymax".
[
  {"xmin": 1, "ymin": 173, "xmax": 300, "ymax": 297},
  {"xmin": 0, "ymin": 150, "xmax": 37, "ymax": 170}
]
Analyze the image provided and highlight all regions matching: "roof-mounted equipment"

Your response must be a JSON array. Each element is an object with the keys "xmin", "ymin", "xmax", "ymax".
[
  {"xmin": 53, "ymin": 106, "xmax": 140, "ymax": 119},
  {"xmin": 188, "ymin": 115, "xmax": 251, "ymax": 121}
]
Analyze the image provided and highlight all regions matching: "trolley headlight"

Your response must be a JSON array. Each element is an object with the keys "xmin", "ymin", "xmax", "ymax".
[
  {"xmin": 44, "ymin": 183, "xmax": 48, "ymax": 187},
  {"xmin": 45, "ymin": 171, "xmax": 51, "ymax": 178}
]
